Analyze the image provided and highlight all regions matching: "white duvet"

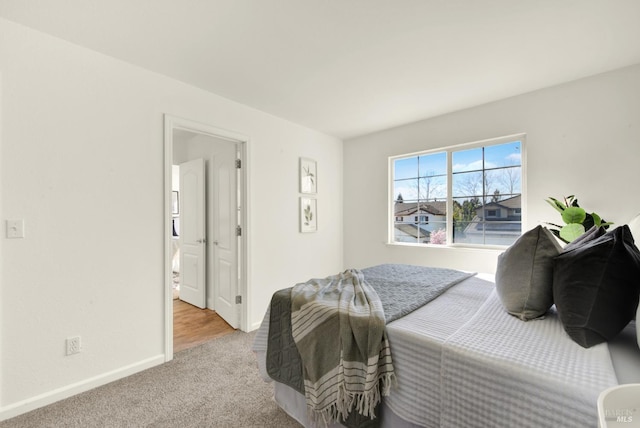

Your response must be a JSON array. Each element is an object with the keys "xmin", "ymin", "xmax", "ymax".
[{"xmin": 385, "ymin": 275, "xmax": 618, "ymax": 428}]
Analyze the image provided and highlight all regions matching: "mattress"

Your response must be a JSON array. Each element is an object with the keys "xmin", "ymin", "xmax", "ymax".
[{"xmin": 253, "ymin": 273, "xmax": 639, "ymax": 428}]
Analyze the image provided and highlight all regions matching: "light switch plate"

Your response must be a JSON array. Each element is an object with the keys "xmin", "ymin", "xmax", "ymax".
[{"xmin": 6, "ymin": 220, "xmax": 25, "ymax": 238}]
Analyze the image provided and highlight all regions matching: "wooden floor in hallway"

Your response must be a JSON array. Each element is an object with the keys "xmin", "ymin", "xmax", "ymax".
[{"xmin": 173, "ymin": 298, "xmax": 235, "ymax": 353}]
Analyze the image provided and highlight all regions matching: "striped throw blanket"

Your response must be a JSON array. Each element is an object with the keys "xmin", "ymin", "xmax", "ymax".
[{"xmin": 291, "ymin": 269, "xmax": 395, "ymax": 425}]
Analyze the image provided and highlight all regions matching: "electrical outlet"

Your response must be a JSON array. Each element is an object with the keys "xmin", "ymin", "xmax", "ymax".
[{"xmin": 66, "ymin": 336, "xmax": 81, "ymax": 356}]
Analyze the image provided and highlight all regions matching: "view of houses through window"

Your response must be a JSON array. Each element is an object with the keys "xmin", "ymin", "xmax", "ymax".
[{"xmin": 392, "ymin": 136, "xmax": 523, "ymax": 247}]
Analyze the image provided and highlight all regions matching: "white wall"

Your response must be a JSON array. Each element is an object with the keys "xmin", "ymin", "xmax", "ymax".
[
  {"xmin": 0, "ymin": 18, "xmax": 343, "ymax": 419},
  {"xmin": 344, "ymin": 63, "xmax": 640, "ymax": 273}
]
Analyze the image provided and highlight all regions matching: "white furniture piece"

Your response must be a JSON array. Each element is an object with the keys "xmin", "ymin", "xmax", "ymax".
[{"xmin": 597, "ymin": 383, "xmax": 640, "ymax": 427}]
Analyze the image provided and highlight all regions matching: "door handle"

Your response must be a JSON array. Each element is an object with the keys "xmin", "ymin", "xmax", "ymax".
[
  {"xmin": 213, "ymin": 240, "xmax": 219, "ymax": 245},
  {"xmin": 197, "ymin": 238, "xmax": 206, "ymax": 244}
]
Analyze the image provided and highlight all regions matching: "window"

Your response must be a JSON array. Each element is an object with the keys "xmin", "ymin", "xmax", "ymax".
[
  {"xmin": 391, "ymin": 135, "xmax": 524, "ymax": 247},
  {"xmin": 413, "ymin": 215, "xmax": 429, "ymax": 223}
]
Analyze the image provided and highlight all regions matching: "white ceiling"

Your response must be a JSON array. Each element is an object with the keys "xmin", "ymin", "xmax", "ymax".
[{"xmin": 2, "ymin": 0, "xmax": 640, "ymax": 139}]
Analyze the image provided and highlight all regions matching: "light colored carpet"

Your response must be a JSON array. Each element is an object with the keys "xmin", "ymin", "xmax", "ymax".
[{"xmin": 0, "ymin": 331, "xmax": 301, "ymax": 428}]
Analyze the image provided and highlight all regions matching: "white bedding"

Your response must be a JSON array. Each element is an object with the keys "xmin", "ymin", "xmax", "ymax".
[
  {"xmin": 381, "ymin": 274, "xmax": 495, "ymax": 426},
  {"xmin": 440, "ymin": 289, "xmax": 617, "ymax": 427},
  {"xmin": 254, "ymin": 273, "xmax": 637, "ymax": 428}
]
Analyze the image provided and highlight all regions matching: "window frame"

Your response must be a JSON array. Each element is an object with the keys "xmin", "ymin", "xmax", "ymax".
[{"xmin": 388, "ymin": 133, "xmax": 526, "ymax": 249}]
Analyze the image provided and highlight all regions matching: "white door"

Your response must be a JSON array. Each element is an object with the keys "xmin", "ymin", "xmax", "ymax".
[
  {"xmin": 212, "ymin": 142, "xmax": 239, "ymax": 328},
  {"xmin": 179, "ymin": 158, "xmax": 206, "ymax": 308}
]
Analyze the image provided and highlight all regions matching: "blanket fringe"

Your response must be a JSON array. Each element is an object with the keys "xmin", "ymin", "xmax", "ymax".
[{"xmin": 307, "ymin": 372, "xmax": 397, "ymax": 426}]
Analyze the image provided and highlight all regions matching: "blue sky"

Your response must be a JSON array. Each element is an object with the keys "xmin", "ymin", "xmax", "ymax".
[
  {"xmin": 393, "ymin": 141, "xmax": 521, "ymax": 201},
  {"xmin": 453, "ymin": 141, "xmax": 521, "ymax": 172}
]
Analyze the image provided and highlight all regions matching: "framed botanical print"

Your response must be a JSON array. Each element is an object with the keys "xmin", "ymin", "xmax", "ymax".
[
  {"xmin": 299, "ymin": 157, "xmax": 317, "ymax": 194},
  {"xmin": 300, "ymin": 197, "xmax": 317, "ymax": 233}
]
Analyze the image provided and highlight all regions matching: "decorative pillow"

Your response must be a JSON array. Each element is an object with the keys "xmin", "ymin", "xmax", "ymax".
[
  {"xmin": 563, "ymin": 225, "xmax": 606, "ymax": 251},
  {"xmin": 628, "ymin": 213, "xmax": 640, "ymax": 242},
  {"xmin": 637, "ymin": 302, "xmax": 640, "ymax": 349},
  {"xmin": 495, "ymin": 225, "xmax": 562, "ymax": 320},
  {"xmin": 625, "ymin": 213, "xmax": 640, "ymax": 329},
  {"xmin": 553, "ymin": 225, "xmax": 640, "ymax": 348}
]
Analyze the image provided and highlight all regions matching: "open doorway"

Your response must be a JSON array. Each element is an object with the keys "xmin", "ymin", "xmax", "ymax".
[
  {"xmin": 164, "ymin": 115, "xmax": 248, "ymax": 360},
  {"xmin": 172, "ymin": 299, "xmax": 235, "ymax": 353}
]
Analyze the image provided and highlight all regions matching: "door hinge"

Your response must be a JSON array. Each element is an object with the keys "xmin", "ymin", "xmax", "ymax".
[
  {"xmin": 235, "ymin": 159, "xmax": 241, "ymax": 169},
  {"xmin": 236, "ymin": 225, "xmax": 242, "ymax": 236},
  {"xmin": 235, "ymin": 295, "xmax": 242, "ymax": 304}
]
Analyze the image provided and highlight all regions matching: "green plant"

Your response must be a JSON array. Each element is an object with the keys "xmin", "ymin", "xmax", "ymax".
[
  {"xmin": 303, "ymin": 203, "xmax": 313, "ymax": 225},
  {"xmin": 545, "ymin": 195, "xmax": 612, "ymax": 243}
]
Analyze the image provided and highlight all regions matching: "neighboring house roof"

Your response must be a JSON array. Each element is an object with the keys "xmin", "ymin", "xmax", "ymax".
[
  {"xmin": 465, "ymin": 196, "xmax": 523, "ymax": 235},
  {"xmin": 394, "ymin": 201, "xmax": 446, "ymax": 216},
  {"xmin": 479, "ymin": 194, "xmax": 521, "ymax": 211},
  {"xmin": 464, "ymin": 216, "xmax": 522, "ymax": 233},
  {"xmin": 395, "ymin": 223, "xmax": 431, "ymax": 239}
]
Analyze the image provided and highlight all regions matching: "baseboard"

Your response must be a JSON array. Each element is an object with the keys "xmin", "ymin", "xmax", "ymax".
[
  {"xmin": 250, "ymin": 320, "xmax": 263, "ymax": 331},
  {"xmin": 0, "ymin": 354, "xmax": 166, "ymax": 422}
]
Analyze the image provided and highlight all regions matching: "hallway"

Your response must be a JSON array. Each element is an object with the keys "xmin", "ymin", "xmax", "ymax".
[{"xmin": 173, "ymin": 299, "xmax": 235, "ymax": 353}]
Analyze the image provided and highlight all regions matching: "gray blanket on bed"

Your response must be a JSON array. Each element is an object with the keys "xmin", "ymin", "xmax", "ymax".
[
  {"xmin": 291, "ymin": 269, "xmax": 394, "ymax": 425},
  {"xmin": 360, "ymin": 264, "xmax": 476, "ymax": 323},
  {"xmin": 266, "ymin": 264, "xmax": 475, "ymax": 427}
]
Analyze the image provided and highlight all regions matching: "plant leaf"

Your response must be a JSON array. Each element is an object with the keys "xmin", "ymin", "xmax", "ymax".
[
  {"xmin": 544, "ymin": 222, "xmax": 563, "ymax": 229},
  {"xmin": 583, "ymin": 213, "xmax": 595, "ymax": 231},
  {"xmin": 545, "ymin": 198, "xmax": 566, "ymax": 213},
  {"xmin": 548, "ymin": 228, "xmax": 568, "ymax": 243},
  {"xmin": 561, "ymin": 206, "xmax": 586, "ymax": 225},
  {"xmin": 560, "ymin": 223, "xmax": 585, "ymax": 242}
]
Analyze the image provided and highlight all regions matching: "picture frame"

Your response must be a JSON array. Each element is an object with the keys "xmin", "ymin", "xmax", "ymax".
[
  {"xmin": 299, "ymin": 157, "xmax": 317, "ymax": 194},
  {"xmin": 172, "ymin": 191, "xmax": 179, "ymax": 215},
  {"xmin": 300, "ymin": 197, "xmax": 317, "ymax": 233}
]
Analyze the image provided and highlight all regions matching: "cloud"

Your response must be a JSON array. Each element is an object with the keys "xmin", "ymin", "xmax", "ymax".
[
  {"xmin": 453, "ymin": 160, "xmax": 497, "ymax": 171},
  {"xmin": 506, "ymin": 153, "xmax": 521, "ymax": 163}
]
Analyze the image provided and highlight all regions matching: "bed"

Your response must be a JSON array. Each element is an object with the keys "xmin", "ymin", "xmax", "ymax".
[{"xmin": 253, "ymin": 228, "xmax": 640, "ymax": 428}]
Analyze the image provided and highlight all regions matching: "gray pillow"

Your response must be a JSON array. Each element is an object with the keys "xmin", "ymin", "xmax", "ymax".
[
  {"xmin": 553, "ymin": 225, "xmax": 640, "ymax": 348},
  {"xmin": 495, "ymin": 225, "xmax": 562, "ymax": 320}
]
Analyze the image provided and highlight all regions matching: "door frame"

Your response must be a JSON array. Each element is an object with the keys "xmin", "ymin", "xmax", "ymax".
[{"xmin": 163, "ymin": 114, "xmax": 250, "ymax": 361}]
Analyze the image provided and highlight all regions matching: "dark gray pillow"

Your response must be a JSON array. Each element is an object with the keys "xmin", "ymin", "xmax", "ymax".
[
  {"xmin": 553, "ymin": 225, "xmax": 640, "ymax": 348},
  {"xmin": 563, "ymin": 225, "xmax": 606, "ymax": 251},
  {"xmin": 495, "ymin": 225, "xmax": 563, "ymax": 320}
]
